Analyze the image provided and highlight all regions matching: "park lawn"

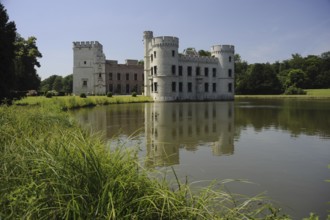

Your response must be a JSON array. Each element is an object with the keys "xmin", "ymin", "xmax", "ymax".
[
  {"xmin": 236, "ymin": 89, "xmax": 330, "ymax": 99},
  {"xmin": 14, "ymin": 95, "xmax": 153, "ymax": 110}
]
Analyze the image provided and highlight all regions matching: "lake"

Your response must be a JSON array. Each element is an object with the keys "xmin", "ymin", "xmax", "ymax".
[{"xmin": 71, "ymin": 99, "xmax": 330, "ymax": 219}]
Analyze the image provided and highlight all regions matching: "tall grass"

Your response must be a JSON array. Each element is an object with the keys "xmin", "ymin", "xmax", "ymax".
[
  {"xmin": 0, "ymin": 105, "xmax": 289, "ymax": 219},
  {"xmin": 14, "ymin": 95, "xmax": 153, "ymax": 110},
  {"xmin": 235, "ymin": 89, "xmax": 330, "ymax": 99}
]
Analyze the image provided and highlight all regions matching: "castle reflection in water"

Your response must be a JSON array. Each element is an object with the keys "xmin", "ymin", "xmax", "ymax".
[
  {"xmin": 145, "ymin": 102, "xmax": 234, "ymax": 167},
  {"xmin": 73, "ymin": 102, "xmax": 235, "ymax": 168}
]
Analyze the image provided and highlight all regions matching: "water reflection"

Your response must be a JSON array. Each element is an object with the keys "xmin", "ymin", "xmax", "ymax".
[{"xmin": 144, "ymin": 102, "xmax": 234, "ymax": 167}]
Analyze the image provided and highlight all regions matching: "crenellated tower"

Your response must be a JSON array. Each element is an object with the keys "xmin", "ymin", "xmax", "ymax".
[
  {"xmin": 211, "ymin": 45, "xmax": 235, "ymax": 99},
  {"xmin": 73, "ymin": 41, "xmax": 106, "ymax": 95}
]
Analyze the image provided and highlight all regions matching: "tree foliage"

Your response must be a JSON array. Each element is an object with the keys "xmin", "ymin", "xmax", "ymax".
[
  {"xmin": 0, "ymin": 3, "xmax": 42, "ymax": 103},
  {"xmin": 40, "ymin": 74, "xmax": 73, "ymax": 94},
  {"xmin": 235, "ymin": 52, "xmax": 330, "ymax": 94}
]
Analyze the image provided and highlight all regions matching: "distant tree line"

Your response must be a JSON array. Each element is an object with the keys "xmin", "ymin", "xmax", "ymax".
[
  {"xmin": 40, "ymin": 74, "xmax": 73, "ymax": 95},
  {"xmin": 0, "ymin": 3, "xmax": 42, "ymax": 103},
  {"xmin": 235, "ymin": 52, "xmax": 330, "ymax": 94}
]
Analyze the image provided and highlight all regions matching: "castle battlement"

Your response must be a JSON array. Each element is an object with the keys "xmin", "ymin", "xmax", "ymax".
[
  {"xmin": 179, "ymin": 54, "xmax": 218, "ymax": 64},
  {"xmin": 211, "ymin": 45, "xmax": 235, "ymax": 54},
  {"xmin": 151, "ymin": 36, "xmax": 179, "ymax": 48},
  {"xmin": 73, "ymin": 41, "xmax": 102, "ymax": 48}
]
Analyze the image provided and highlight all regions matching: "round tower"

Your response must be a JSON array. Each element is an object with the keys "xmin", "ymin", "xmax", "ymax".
[
  {"xmin": 143, "ymin": 31, "xmax": 153, "ymax": 96},
  {"xmin": 151, "ymin": 36, "xmax": 179, "ymax": 101},
  {"xmin": 211, "ymin": 45, "xmax": 235, "ymax": 99}
]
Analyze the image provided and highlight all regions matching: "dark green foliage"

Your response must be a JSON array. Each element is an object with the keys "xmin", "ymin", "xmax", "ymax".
[
  {"xmin": 80, "ymin": 93, "xmax": 87, "ymax": 98},
  {"xmin": 45, "ymin": 91, "xmax": 53, "ymax": 98},
  {"xmin": 284, "ymin": 85, "xmax": 306, "ymax": 95},
  {"xmin": 40, "ymin": 74, "xmax": 72, "ymax": 94},
  {"xmin": 107, "ymin": 92, "xmax": 112, "ymax": 97},
  {"xmin": 0, "ymin": 3, "xmax": 42, "ymax": 103},
  {"xmin": 0, "ymin": 3, "xmax": 17, "ymax": 103},
  {"xmin": 132, "ymin": 92, "xmax": 137, "ymax": 97},
  {"xmin": 235, "ymin": 51, "xmax": 330, "ymax": 95},
  {"xmin": 198, "ymin": 49, "xmax": 211, "ymax": 57}
]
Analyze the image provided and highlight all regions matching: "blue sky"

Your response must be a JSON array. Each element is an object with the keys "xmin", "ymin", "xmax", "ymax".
[{"xmin": 3, "ymin": 0, "xmax": 330, "ymax": 79}]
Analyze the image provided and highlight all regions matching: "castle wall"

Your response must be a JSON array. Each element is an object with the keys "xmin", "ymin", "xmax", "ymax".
[
  {"xmin": 143, "ymin": 31, "xmax": 235, "ymax": 102},
  {"xmin": 73, "ymin": 41, "xmax": 144, "ymax": 95}
]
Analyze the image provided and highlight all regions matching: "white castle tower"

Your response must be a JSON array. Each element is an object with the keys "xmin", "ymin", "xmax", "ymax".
[
  {"xmin": 73, "ymin": 41, "xmax": 106, "ymax": 95},
  {"xmin": 144, "ymin": 31, "xmax": 235, "ymax": 101}
]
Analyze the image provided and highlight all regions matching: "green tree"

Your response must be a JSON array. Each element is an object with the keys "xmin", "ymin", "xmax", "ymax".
[
  {"xmin": 0, "ymin": 3, "xmax": 17, "ymax": 102},
  {"xmin": 285, "ymin": 69, "xmax": 307, "ymax": 89},
  {"xmin": 198, "ymin": 50, "xmax": 211, "ymax": 57},
  {"xmin": 52, "ymin": 75, "xmax": 63, "ymax": 92},
  {"xmin": 62, "ymin": 74, "xmax": 73, "ymax": 94},
  {"xmin": 40, "ymin": 75, "xmax": 58, "ymax": 93},
  {"xmin": 14, "ymin": 35, "xmax": 42, "ymax": 91}
]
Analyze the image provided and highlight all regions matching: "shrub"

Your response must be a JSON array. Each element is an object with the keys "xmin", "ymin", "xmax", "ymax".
[
  {"xmin": 132, "ymin": 92, "xmax": 137, "ymax": 97},
  {"xmin": 80, "ymin": 93, "xmax": 87, "ymax": 98},
  {"xmin": 107, "ymin": 92, "xmax": 113, "ymax": 97},
  {"xmin": 284, "ymin": 85, "xmax": 306, "ymax": 95},
  {"xmin": 45, "ymin": 92, "xmax": 53, "ymax": 98}
]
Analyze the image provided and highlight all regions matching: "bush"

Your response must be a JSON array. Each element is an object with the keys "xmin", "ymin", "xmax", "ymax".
[
  {"xmin": 80, "ymin": 93, "xmax": 87, "ymax": 98},
  {"xmin": 107, "ymin": 92, "xmax": 112, "ymax": 97},
  {"xmin": 132, "ymin": 92, "xmax": 137, "ymax": 97},
  {"xmin": 45, "ymin": 92, "xmax": 53, "ymax": 98},
  {"xmin": 284, "ymin": 85, "xmax": 307, "ymax": 95}
]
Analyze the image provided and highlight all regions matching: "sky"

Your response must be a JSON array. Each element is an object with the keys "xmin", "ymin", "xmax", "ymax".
[{"xmin": 3, "ymin": 0, "xmax": 330, "ymax": 80}]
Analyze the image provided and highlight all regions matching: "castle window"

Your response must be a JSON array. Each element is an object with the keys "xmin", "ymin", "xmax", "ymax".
[
  {"xmin": 172, "ymin": 82, "xmax": 176, "ymax": 92},
  {"xmin": 179, "ymin": 82, "xmax": 183, "ymax": 92},
  {"xmin": 179, "ymin": 66, "xmax": 182, "ymax": 76},
  {"xmin": 154, "ymin": 51, "xmax": 156, "ymax": 58},
  {"xmin": 228, "ymin": 69, "xmax": 232, "ymax": 77},
  {"xmin": 84, "ymin": 61, "xmax": 87, "ymax": 64},
  {"xmin": 154, "ymin": 66, "xmax": 157, "ymax": 75},
  {"xmin": 151, "ymin": 54, "xmax": 153, "ymax": 62},
  {"xmin": 116, "ymin": 84, "xmax": 121, "ymax": 93},
  {"xmin": 151, "ymin": 67, "xmax": 153, "ymax": 75},
  {"xmin": 228, "ymin": 83, "xmax": 232, "ymax": 93},
  {"xmin": 117, "ymin": 73, "xmax": 121, "ymax": 80},
  {"xmin": 154, "ymin": 82, "xmax": 158, "ymax": 92},
  {"xmin": 229, "ymin": 56, "xmax": 232, "ymax": 62},
  {"xmin": 99, "ymin": 73, "xmax": 102, "ymax": 78},
  {"xmin": 212, "ymin": 68, "xmax": 216, "ymax": 77},
  {"xmin": 82, "ymin": 80, "xmax": 87, "ymax": 87},
  {"xmin": 109, "ymin": 84, "xmax": 113, "ymax": 92},
  {"xmin": 172, "ymin": 65, "xmax": 176, "ymax": 75},
  {"xmin": 204, "ymin": 67, "xmax": 209, "ymax": 76},
  {"xmin": 204, "ymin": 83, "xmax": 209, "ymax": 92},
  {"xmin": 109, "ymin": 72, "xmax": 113, "ymax": 80},
  {"xmin": 172, "ymin": 50, "xmax": 175, "ymax": 57},
  {"xmin": 134, "ymin": 73, "xmax": 137, "ymax": 80},
  {"xmin": 188, "ymin": 82, "xmax": 192, "ymax": 92},
  {"xmin": 126, "ymin": 84, "xmax": 130, "ymax": 93},
  {"xmin": 187, "ymin": 66, "xmax": 192, "ymax": 76},
  {"xmin": 126, "ymin": 73, "xmax": 129, "ymax": 80},
  {"xmin": 212, "ymin": 83, "xmax": 216, "ymax": 92},
  {"xmin": 196, "ymin": 66, "xmax": 200, "ymax": 76}
]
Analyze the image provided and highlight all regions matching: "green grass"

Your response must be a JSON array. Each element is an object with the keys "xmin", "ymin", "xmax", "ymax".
[
  {"xmin": 236, "ymin": 89, "xmax": 330, "ymax": 99},
  {"xmin": 14, "ymin": 95, "xmax": 153, "ymax": 110},
  {"xmin": 0, "ymin": 104, "xmax": 290, "ymax": 219}
]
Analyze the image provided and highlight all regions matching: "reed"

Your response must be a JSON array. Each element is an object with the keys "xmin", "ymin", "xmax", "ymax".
[{"xmin": 0, "ymin": 105, "xmax": 290, "ymax": 219}]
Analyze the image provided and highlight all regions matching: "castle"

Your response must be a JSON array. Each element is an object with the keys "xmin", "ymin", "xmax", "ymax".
[
  {"xmin": 72, "ymin": 41, "xmax": 144, "ymax": 95},
  {"xmin": 73, "ymin": 31, "xmax": 235, "ymax": 100},
  {"xmin": 143, "ymin": 31, "xmax": 235, "ymax": 101}
]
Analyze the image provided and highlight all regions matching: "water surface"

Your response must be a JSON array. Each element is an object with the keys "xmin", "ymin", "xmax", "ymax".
[{"xmin": 72, "ymin": 99, "xmax": 330, "ymax": 219}]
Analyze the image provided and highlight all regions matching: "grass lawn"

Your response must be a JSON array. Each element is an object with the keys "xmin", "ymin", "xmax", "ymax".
[{"xmin": 236, "ymin": 89, "xmax": 330, "ymax": 99}]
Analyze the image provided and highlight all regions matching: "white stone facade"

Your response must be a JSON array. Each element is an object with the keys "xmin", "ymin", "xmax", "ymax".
[
  {"xmin": 143, "ymin": 31, "xmax": 235, "ymax": 101},
  {"xmin": 73, "ymin": 41, "xmax": 144, "ymax": 95}
]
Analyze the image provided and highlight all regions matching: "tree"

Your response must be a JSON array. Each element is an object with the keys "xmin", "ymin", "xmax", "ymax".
[
  {"xmin": 285, "ymin": 69, "xmax": 307, "ymax": 89},
  {"xmin": 62, "ymin": 74, "xmax": 73, "ymax": 94},
  {"xmin": 52, "ymin": 76, "xmax": 63, "ymax": 92},
  {"xmin": 40, "ymin": 75, "xmax": 58, "ymax": 93},
  {"xmin": 198, "ymin": 50, "xmax": 211, "ymax": 57},
  {"xmin": 0, "ymin": 3, "xmax": 17, "ymax": 102},
  {"xmin": 14, "ymin": 35, "xmax": 42, "ymax": 91}
]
